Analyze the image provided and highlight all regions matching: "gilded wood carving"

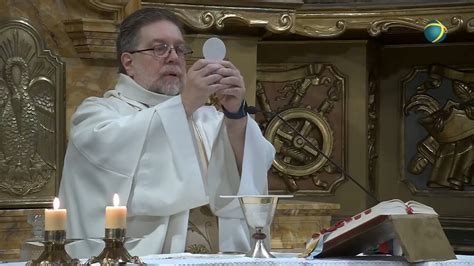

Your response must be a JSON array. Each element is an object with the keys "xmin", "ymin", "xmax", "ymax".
[
  {"xmin": 64, "ymin": 1, "xmax": 474, "ymax": 59},
  {"xmin": 292, "ymin": 20, "xmax": 346, "ymax": 38},
  {"xmin": 86, "ymin": 0, "xmax": 140, "ymax": 21},
  {"xmin": 256, "ymin": 64, "xmax": 345, "ymax": 194},
  {"xmin": 368, "ymin": 16, "xmax": 463, "ymax": 37},
  {"xmin": 368, "ymin": 70, "xmax": 378, "ymax": 194},
  {"xmin": 403, "ymin": 65, "xmax": 474, "ymax": 194},
  {"xmin": 467, "ymin": 17, "xmax": 474, "ymax": 32},
  {"xmin": 0, "ymin": 20, "xmax": 64, "ymax": 205},
  {"xmin": 143, "ymin": 2, "xmax": 295, "ymax": 33}
]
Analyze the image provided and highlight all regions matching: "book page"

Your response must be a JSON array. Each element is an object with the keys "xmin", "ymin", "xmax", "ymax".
[
  {"xmin": 324, "ymin": 200, "xmax": 406, "ymax": 242},
  {"xmin": 405, "ymin": 200, "xmax": 437, "ymax": 215}
]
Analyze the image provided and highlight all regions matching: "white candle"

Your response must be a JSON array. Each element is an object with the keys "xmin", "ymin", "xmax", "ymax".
[
  {"xmin": 105, "ymin": 193, "xmax": 127, "ymax": 229},
  {"xmin": 45, "ymin": 197, "xmax": 67, "ymax": 231}
]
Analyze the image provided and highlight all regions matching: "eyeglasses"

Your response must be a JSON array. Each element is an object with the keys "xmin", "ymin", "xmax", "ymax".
[{"xmin": 128, "ymin": 42, "xmax": 193, "ymax": 58}]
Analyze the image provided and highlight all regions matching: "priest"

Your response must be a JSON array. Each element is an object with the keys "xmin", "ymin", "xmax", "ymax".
[{"xmin": 58, "ymin": 8, "xmax": 275, "ymax": 258}]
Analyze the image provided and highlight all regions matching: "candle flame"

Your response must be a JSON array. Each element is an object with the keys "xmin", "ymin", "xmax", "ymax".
[
  {"xmin": 113, "ymin": 193, "xmax": 120, "ymax": 207},
  {"xmin": 53, "ymin": 197, "xmax": 60, "ymax": 210}
]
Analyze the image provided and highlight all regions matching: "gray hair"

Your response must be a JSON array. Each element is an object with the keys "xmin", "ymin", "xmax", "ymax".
[{"xmin": 116, "ymin": 8, "xmax": 184, "ymax": 74}]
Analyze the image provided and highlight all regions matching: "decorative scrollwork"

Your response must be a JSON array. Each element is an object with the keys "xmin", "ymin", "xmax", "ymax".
[
  {"xmin": 369, "ymin": 16, "xmax": 463, "ymax": 37},
  {"xmin": 449, "ymin": 16, "xmax": 464, "ymax": 33},
  {"xmin": 368, "ymin": 18, "xmax": 427, "ymax": 36},
  {"xmin": 293, "ymin": 20, "xmax": 346, "ymax": 38},
  {"xmin": 215, "ymin": 11, "xmax": 293, "ymax": 33},
  {"xmin": 279, "ymin": 13, "xmax": 292, "ymax": 28},
  {"xmin": 162, "ymin": 7, "xmax": 294, "ymax": 33},
  {"xmin": 200, "ymin": 11, "xmax": 215, "ymax": 29},
  {"xmin": 467, "ymin": 17, "xmax": 474, "ymax": 32},
  {"xmin": 170, "ymin": 9, "xmax": 215, "ymax": 31}
]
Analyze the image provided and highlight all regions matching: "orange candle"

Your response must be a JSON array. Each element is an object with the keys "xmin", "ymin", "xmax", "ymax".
[
  {"xmin": 45, "ymin": 197, "xmax": 67, "ymax": 231},
  {"xmin": 105, "ymin": 193, "xmax": 127, "ymax": 229}
]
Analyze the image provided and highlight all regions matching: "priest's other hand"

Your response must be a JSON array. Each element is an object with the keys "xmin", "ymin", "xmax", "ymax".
[
  {"xmin": 182, "ymin": 59, "xmax": 229, "ymax": 116},
  {"xmin": 215, "ymin": 60, "xmax": 246, "ymax": 113}
]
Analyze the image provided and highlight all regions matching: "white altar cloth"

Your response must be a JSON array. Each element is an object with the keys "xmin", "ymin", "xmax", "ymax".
[
  {"xmin": 3, "ymin": 253, "xmax": 473, "ymax": 265},
  {"xmin": 137, "ymin": 253, "xmax": 473, "ymax": 265}
]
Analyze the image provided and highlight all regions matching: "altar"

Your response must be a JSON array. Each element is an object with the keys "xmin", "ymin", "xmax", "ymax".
[
  {"xmin": 3, "ymin": 253, "xmax": 474, "ymax": 266},
  {"xmin": 112, "ymin": 253, "xmax": 474, "ymax": 266}
]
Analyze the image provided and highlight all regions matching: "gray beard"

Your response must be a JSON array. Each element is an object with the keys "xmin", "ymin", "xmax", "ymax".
[{"xmin": 149, "ymin": 78, "xmax": 183, "ymax": 96}]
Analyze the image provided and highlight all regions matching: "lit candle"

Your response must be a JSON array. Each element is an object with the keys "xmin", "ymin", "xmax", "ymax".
[
  {"xmin": 105, "ymin": 193, "xmax": 127, "ymax": 229},
  {"xmin": 45, "ymin": 197, "xmax": 67, "ymax": 231}
]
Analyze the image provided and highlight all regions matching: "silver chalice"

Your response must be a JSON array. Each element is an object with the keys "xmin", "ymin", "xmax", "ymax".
[{"xmin": 221, "ymin": 195, "xmax": 293, "ymax": 258}]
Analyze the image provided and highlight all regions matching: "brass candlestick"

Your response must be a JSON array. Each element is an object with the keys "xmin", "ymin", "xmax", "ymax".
[
  {"xmin": 85, "ymin": 228, "xmax": 144, "ymax": 265},
  {"xmin": 27, "ymin": 230, "xmax": 80, "ymax": 266}
]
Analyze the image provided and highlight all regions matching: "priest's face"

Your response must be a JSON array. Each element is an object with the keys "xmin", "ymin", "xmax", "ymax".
[{"xmin": 123, "ymin": 20, "xmax": 187, "ymax": 95}]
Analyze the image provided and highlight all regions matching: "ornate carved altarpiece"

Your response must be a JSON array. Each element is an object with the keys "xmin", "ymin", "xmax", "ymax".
[
  {"xmin": 403, "ymin": 65, "xmax": 474, "ymax": 195},
  {"xmin": 0, "ymin": 19, "xmax": 65, "ymax": 208},
  {"xmin": 256, "ymin": 63, "xmax": 346, "ymax": 195},
  {"xmin": 60, "ymin": 0, "xmax": 474, "ymax": 253},
  {"xmin": 4, "ymin": 0, "xmax": 474, "ymax": 259}
]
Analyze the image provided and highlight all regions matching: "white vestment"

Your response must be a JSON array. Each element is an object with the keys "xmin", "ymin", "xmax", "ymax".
[{"xmin": 59, "ymin": 74, "xmax": 275, "ymax": 258}]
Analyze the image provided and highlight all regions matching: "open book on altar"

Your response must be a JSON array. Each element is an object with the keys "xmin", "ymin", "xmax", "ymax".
[
  {"xmin": 323, "ymin": 199, "xmax": 437, "ymax": 244},
  {"xmin": 304, "ymin": 199, "xmax": 455, "ymax": 263}
]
